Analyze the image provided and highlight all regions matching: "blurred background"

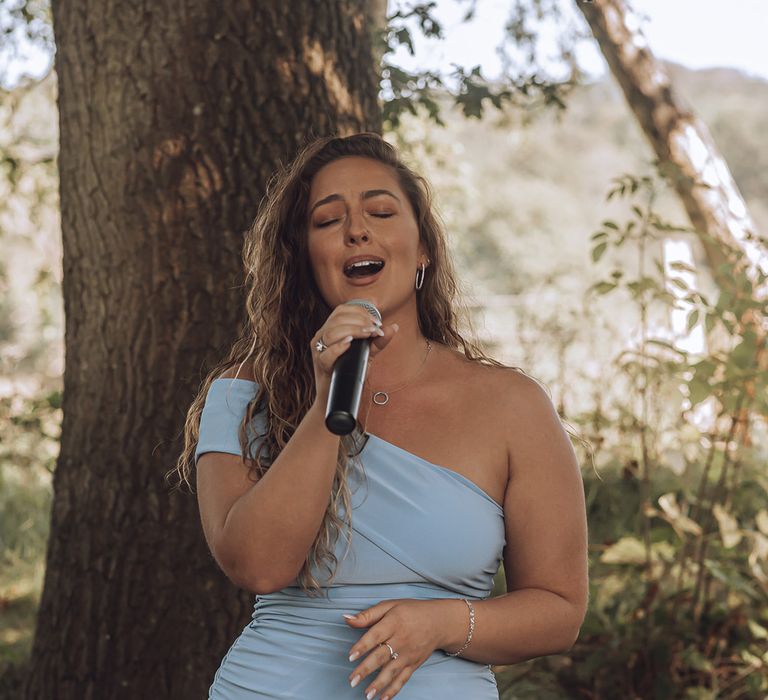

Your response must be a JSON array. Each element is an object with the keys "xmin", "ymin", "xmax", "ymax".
[{"xmin": 1, "ymin": 0, "xmax": 766, "ymax": 697}]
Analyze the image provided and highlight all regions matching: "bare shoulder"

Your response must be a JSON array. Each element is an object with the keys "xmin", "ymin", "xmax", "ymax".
[
  {"xmin": 496, "ymin": 368, "xmax": 576, "ymax": 479},
  {"xmin": 440, "ymin": 346, "xmax": 530, "ymax": 398},
  {"xmin": 454, "ymin": 355, "xmax": 568, "ymax": 472},
  {"xmin": 432, "ymin": 345, "xmax": 511, "ymax": 401},
  {"xmin": 496, "ymin": 366, "xmax": 555, "ymax": 416},
  {"xmin": 218, "ymin": 362, "xmax": 257, "ymax": 382}
]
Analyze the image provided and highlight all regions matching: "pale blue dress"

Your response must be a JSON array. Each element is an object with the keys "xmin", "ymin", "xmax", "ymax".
[{"xmin": 196, "ymin": 377, "xmax": 505, "ymax": 699}]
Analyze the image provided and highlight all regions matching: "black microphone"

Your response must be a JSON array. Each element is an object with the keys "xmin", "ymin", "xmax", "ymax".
[{"xmin": 324, "ymin": 299, "xmax": 381, "ymax": 435}]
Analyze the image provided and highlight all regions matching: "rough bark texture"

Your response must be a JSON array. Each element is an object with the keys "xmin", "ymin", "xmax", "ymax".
[
  {"xmin": 576, "ymin": 0, "xmax": 766, "ymax": 292},
  {"xmin": 25, "ymin": 1, "xmax": 382, "ymax": 698}
]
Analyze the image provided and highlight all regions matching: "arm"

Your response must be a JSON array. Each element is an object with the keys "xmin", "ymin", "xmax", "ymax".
[
  {"xmin": 197, "ymin": 371, "xmax": 341, "ymax": 593},
  {"xmin": 439, "ymin": 373, "xmax": 589, "ymax": 665}
]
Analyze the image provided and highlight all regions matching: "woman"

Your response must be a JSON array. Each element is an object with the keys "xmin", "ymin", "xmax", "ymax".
[{"xmin": 172, "ymin": 132, "xmax": 589, "ymax": 699}]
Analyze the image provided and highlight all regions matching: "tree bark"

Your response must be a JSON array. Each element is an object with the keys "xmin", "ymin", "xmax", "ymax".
[
  {"xmin": 575, "ymin": 0, "xmax": 767, "ymax": 293},
  {"xmin": 24, "ymin": 1, "xmax": 381, "ymax": 698},
  {"xmin": 367, "ymin": 0, "xmax": 389, "ymax": 66}
]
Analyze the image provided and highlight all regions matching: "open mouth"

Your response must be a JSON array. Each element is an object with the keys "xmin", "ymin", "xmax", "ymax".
[{"xmin": 343, "ymin": 260, "xmax": 385, "ymax": 280}]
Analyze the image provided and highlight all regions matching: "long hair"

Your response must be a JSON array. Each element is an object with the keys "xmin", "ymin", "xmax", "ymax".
[{"xmin": 168, "ymin": 132, "xmax": 528, "ymax": 598}]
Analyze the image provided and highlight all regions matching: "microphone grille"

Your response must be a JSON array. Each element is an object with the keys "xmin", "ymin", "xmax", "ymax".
[{"xmin": 345, "ymin": 298, "xmax": 381, "ymax": 323}]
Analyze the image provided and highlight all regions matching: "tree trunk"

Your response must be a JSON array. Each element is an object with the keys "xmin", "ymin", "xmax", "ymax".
[
  {"xmin": 367, "ymin": 0, "xmax": 389, "ymax": 66},
  {"xmin": 575, "ymin": 0, "xmax": 766, "ymax": 293},
  {"xmin": 24, "ymin": 1, "xmax": 382, "ymax": 698}
]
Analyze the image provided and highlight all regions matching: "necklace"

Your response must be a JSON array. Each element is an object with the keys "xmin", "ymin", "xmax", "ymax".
[{"xmin": 360, "ymin": 339, "xmax": 433, "ymax": 435}]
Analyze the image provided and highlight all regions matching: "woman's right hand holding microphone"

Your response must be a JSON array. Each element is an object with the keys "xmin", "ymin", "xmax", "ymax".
[{"xmin": 311, "ymin": 303, "xmax": 399, "ymax": 409}]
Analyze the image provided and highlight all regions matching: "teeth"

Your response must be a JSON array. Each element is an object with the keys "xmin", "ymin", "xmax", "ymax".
[{"xmin": 344, "ymin": 259, "xmax": 384, "ymax": 275}]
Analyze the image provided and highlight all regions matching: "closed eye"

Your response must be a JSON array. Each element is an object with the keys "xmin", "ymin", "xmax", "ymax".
[{"xmin": 317, "ymin": 213, "xmax": 393, "ymax": 228}]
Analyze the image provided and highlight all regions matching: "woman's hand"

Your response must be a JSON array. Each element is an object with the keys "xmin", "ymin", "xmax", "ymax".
[
  {"xmin": 343, "ymin": 598, "xmax": 446, "ymax": 700},
  {"xmin": 311, "ymin": 302, "xmax": 399, "ymax": 408}
]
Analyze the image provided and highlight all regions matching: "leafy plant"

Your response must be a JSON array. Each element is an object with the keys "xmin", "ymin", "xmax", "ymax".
[
  {"xmin": 378, "ymin": 1, "xmax": 582, "ymax": 131},
  {"xmin": 549, "ymin": 168, "xmax": 768, "ymax": 698}
]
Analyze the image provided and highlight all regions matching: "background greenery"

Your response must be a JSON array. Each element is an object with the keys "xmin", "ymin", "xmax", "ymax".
[{"xmin": 1, "ymin": 56, "xmax": 767, "ymax": 697}]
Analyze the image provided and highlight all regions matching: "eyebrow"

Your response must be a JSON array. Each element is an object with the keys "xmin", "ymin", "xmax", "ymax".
[{"xmin": 309, "ymin": 189, "xmax": 401, "ymax": 215}]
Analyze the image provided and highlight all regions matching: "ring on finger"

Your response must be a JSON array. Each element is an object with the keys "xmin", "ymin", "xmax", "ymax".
[{"xmin": 380, "ymin": 642, "xmax": 398, "ymax": 660}]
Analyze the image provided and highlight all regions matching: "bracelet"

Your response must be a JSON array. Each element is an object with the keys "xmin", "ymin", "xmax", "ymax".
[{"xmin": 445, "ymin": 598, "xmax": 475, "ymax": 657}]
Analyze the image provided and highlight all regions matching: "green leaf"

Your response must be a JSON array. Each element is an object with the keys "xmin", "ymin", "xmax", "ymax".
[
  {"xmin": 600, "ymin": 536, "xmax": 647, "ymax": 565},
  {"xmin": 670, "ymin": 261, "xmax": 697, "ymax": 273},
  {"xmin": 592, "ymin": 241, "xmax": 608, "ymax": 262},
  {"xmin": 593, "ymin": 281, "xmax": 617, "ymax": 295},
  {"xmin": 748, "ymin": 619, "xmax": 768, "ymax": 640},
  {"xmin": 712, "ymin": 503, "xmax": 743, "ymax": 549},
  {"xmin": 681, "ymin": 647, "xmax": 713, "ymax": 673},
  {"xmin": 669, "ymin": 277, "xmax": 690, "ymax": 291},
  {"xmin": 395, "ymin": 27, "xmax": 415, "ymax": 55},
  {"xmin": 687, "ymin": 378, "xmax": 710, "ymax": 406},
  {"xmin": 686, "ymin": 309, "xmax": 700, "ymax": 332}
]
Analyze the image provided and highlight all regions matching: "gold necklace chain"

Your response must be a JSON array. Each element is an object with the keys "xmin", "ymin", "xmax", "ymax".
[{"xmin": 360, "ymin": 339, "xmax": 433, "ymax": 434}]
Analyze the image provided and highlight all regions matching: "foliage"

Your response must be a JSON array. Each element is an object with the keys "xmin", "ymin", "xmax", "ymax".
[
  {"xmin": 0, "ymin": 387, "xmax": 59, "ymax": 692},
  {"xmin": 495, "ymin": 168, "xmax": 768, "ymax": 699},
  {"xmin": 0, "ymin": 69, "xmax": 60, "ymax": 377},
  {"xmin": 378, "ymin": 0, "xmax": 588, "ymax": 130}
]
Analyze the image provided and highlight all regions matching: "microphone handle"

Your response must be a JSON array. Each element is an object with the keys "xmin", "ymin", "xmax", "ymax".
[{"xmin": 324, "ymin": 336, "xmax": 372, "ymax": 435}]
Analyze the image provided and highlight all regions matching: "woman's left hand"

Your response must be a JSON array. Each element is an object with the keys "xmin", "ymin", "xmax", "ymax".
[{"xmin": 344, "ymin": 598, "xmax": 447, "ymax": 699}]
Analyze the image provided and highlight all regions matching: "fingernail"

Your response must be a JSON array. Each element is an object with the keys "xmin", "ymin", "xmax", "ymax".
[
  {"xmin": 372, "ymin": 318, "xmax": 383, "ymax": 326},
  {"xmin": 375, "ymin": 327, "xmax": 385, "ymax": 336},
  {"xmin": 349, "ymin": 650, "xmax": 360, "ymax": 661},
  {"xmin": 366, "ymin": 689, "xmax": 376, "ymax": 700},
  {"xmin": 392, "ymin": 323, "xmax": 399, "ymax": 332},
  {"xmin": 350, "ymin": 674, "xmax": 360, "ymax": 688},
  {"xmin": 343, "ymin": 613, "xmax": 356, "ymax": 620}
]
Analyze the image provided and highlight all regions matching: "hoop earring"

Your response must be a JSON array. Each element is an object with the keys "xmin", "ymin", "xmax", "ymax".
[{"xmin": 415, "ymin": 262, "xmax": 426, "ymax": 290}]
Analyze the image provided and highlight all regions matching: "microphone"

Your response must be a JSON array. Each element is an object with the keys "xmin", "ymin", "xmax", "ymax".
[{"xmin": 324, "ymin": 299, "xmax": 381, "ymax": 435}]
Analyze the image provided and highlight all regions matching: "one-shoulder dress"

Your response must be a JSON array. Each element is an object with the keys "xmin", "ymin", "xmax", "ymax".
[{"xmin": 196, "ymin": 377, "xmax": 506, "ymax": 699}]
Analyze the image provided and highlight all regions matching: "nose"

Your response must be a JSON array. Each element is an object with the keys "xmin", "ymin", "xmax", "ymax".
[
  {"xmin": 349, "ymin": 215, "xmax": 368, "ymax": 241},
  {"xmin": 347, "ymin": 207, "xmax": 368, "ymax": 241}
]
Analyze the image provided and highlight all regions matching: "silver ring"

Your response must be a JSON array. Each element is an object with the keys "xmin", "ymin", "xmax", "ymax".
[
  {"xmin": 380, "ymin": 642, "xmax": 398, "ymax": 660},
  {"xmin": 315, "ymin": 335, "xmax": 328, "ymax": 353}
]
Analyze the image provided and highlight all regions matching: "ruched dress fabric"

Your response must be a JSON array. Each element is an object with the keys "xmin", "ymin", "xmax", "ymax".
[{"xmin": 196, "ymin": 377, "xmax": 506, "ymax": 699}]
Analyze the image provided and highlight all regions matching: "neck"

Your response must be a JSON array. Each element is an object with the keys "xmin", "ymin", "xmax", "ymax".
[{"xmin": 365, "ymin": 321, "xmax": 432, "ymax": 391}]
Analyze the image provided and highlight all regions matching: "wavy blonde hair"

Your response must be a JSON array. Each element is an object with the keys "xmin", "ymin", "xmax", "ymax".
[{"xmin": 168, "ymin": 132, "xmax": 530, "ymax": 598}]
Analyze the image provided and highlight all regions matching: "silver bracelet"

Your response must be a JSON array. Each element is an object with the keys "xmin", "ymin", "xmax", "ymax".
[{"xmin": 445, "ymin": 598, "xmax": 475, "ymax": 657}]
